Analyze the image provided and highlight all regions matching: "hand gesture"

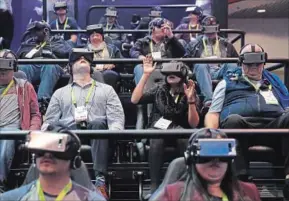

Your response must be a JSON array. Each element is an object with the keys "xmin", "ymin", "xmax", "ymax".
[
  {"xmin": 161, "ymin": 23, "xmax": 174, "ymax": 39},
  {"xmin": 143, "ymin": 56, "xmax": 156, "ymax": 75},
  {"xmin": 183, "ymin": 80, "xmax": 196, "ymax": 102}
]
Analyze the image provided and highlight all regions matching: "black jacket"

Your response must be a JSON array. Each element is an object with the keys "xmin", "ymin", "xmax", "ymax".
[
  {"xmin": 186, "ymin": 35, "xmax": 239, "ymax": 58},
  {"xmin": 129, "ymin": 36, "xmax": 186, "ymax": 59}
]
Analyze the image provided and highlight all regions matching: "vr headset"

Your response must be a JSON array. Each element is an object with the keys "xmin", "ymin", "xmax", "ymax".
[
  {"xmin": 26, "ymin": 131, "xmax": 77, "ymax": 161},
  {"xmin": 186, "ymin": 139, "xmax": 237, "ymax": 164},
  {"xmin": 0, "ymin": 58, "xmax": 16, "ymax": 71},
  {"xmin": 69, "ymin": 48, "xmax": 94, "ymax": 65},
  {"xmin": 239, "ymin": 52, "xmax": 267, "ymax": 65},
  {"xmin": 202, "ymin": 25, "xmax": 219, "ymax": 34},
  {"xmin": 86, "ymin": 24, "xmax": 104, "ymax": 36},
  {"xmin": 54, "ymin": 2, "xmax": 68, "ymax": 11},
  {"xmin": 161, "ymin": 62, "xmax": 188, "ymax": 78}
]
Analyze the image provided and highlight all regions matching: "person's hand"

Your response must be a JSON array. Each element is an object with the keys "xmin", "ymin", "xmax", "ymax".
[
  {"xmin": 143, "ymin": 56, "xmax": 156, "ymax": 75},
  {"xmin": 94, "ymin": 65, "xmax": 104, "ymax": 71},
  {"xmin": 138, "ymin": 55, "xmax": 146, "ymax": 60},
  {"xmin": 183, "ymin": 80, "xmax": 196, "ymax": 102},
  {"xmin": 103, "ymin": 64, "xmax": 115, "ymax": 70},
  {"xmin": 162, "ymin": 23, "xmax": 174, "ymax": 39}
]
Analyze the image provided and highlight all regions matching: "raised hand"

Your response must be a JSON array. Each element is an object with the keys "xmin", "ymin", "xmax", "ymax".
[
  {"xmin": 143, "ymin": 55, "xmax": 156, "ymax": 75},
  {"xmin": 183, "ymin": 80, "xmax": 196, "ymax": 102}
]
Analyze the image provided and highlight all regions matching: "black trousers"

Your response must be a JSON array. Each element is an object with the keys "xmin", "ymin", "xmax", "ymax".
[
  {"xmin": 149, "ymin": 132, "xmax": 188, "ymax": 193},
  {"xmin": 221, "ymin": 113, "xmax": 289, "ymax": 175}
]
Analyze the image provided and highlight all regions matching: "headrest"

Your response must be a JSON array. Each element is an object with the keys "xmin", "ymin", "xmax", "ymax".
[
  {"xmin": 54, "ymin": 1, "xmax": 67, "ymax": 10},
  {"xmin": 105, "ymin": 7, "xmax": 118, "ymax": 17},
  {"xmin": 86, "ymin": 24, "xmax": 104, "ymax": 35},
  {"xmin": 149, "ymin": 6, "xmax": 162, "ymax": 17},
  {"xmin": 186, "ymin": 6, "xmax": 203, "ymax": 16},
  {"xmin": 69, "ymin": 48, "xmax": 94, "ymax": 65}
]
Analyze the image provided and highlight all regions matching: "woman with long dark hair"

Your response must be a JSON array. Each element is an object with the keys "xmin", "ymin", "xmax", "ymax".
[{"xmin": 158, "ymin": 128, "xmax": 261, "ymax": 201}]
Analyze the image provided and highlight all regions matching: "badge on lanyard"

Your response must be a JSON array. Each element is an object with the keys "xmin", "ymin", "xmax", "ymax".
[
  {"xmin": 74, "ymin": 106, "xmax": 88, "ymax": 123},
  {"xmin": 25, "ymin": 48, "xmax": 39, "ymax": 58},
  {"xmin": 154, "ymin": 117, "xmax": 172, "ymax": 130},
  {"xmin": 151, "ymin": 52, "xmax": 162, "ymax": 59},
  {"xmin": 260, "ymin": 90, "xmax": 279, "ymax": 105}
]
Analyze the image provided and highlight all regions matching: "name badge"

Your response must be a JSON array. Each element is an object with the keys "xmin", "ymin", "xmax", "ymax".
[
  {"xmin": 151, "ymin": 52, "xmax": 162, "ymax": 59},
  {"xmin": 260, "ymin": 90, "xmax": 279, "ymax": 105},
  {"xmin": 25, "ymin": 48, "xmax": 39, "ymax": 59},
  {"xmin": 74, "ymin": 106, "xmax": 88, "ymax": 122},
  {"xmin": 154, "ymin": 117, "xmax": 172, "ymax": 130}
]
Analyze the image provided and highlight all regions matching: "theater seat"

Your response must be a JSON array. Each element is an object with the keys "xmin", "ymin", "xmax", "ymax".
[
  {"xmin": 22, "ymin": 161, "xmax": 94, "ymax": 191},
  {"xmin": 149, "ymin": 157, "xmax": 186, "ymax": 201}
]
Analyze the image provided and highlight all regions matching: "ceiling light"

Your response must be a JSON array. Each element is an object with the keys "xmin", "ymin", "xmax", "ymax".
[{"xmin": 257, "ymin": 9, "xmax": 266, "ymax": 13}]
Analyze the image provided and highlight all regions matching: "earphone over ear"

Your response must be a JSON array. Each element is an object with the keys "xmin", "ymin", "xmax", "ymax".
[{"xmin": 1, "ymin": 49, "xmax": 18, "ymax": 72}]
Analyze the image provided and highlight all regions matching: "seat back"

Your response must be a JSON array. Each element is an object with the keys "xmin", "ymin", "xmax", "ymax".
[
  {"xmin": 149, "ymin": 157, "xmax": 187, "ymax": 201},
  {"xmin": 22, "ymin": 161, "xmax": 94, "ymax": 191}
]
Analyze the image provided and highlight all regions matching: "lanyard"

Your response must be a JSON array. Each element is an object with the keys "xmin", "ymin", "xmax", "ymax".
[
  {"xmin": 56, "ymin": 17, "xmax": 68, "ymax": 30},
  {"xmin": 202, "ymin": 37, "xmax": 220, "ymax": 57},
  {"xmin": 37, "ymin": 179, "xmax": 72, "ymax": 201},
  {"xmin": 71, "ymin": 81, "xmax": 95, "ymax": 107},
  {"xmin": 222, "ymin": 193, "xmax": 229, "ymax": 201},
  {"xmin": 36, "ymin": 41, "xmax": 47, "ymax": 50},
  {"xmin": 189, "ymin": 24, "xmax": 199, "ymax": 39},
  {"xmin": 0, "ymin": 80, "xmax": 14, "ymax": 98},
  {"xmin": 243, "ymin": 76, "xmax": 272, "ymax": 92}
]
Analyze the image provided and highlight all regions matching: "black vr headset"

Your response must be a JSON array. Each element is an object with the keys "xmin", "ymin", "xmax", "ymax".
[
  {"xmin": 0, "ymin": 49, "xmax": 18, "ymax": 72},
  {"xmin": 69, "ymin": 48, "xmax": 94, "ymax": 74},
  {"xmin": 185, "ymin": 138, "xmax": 237, "ymax": 164},
  {"xmin": 239, "ymin": 44, "xmax": 267, "ymax": 65},
  {"xmin": 86, "ymin": 24, "xmax": 104, "ymax": 36},
  {"xmin": 201, "ymin": 16, "xmax": 219, "ymax": 34},
  {"xmin": 161, "ymin": 62, "xmax": 188, "ymax": 78},
  {"xmin": 54, "ymin": 1, "xmax": 68, "ymax": 11}
]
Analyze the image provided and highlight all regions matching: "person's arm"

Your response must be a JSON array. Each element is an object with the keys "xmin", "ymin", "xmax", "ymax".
[
  {"xmin": 131, "ymin": 56, "xmax": 155, "ymax": 104},
  {"xmin": 129, "ymin": 38, "xmax": 145, "ymax": 59},
  {"xmin": 27, "ymin": 82, "xmax": 42, "ymax": 130},
  {"xmin": 204, "ymin": 80, "xmax": 227, "ymax": 128},
  {"xmin": 69, "ymin": 18, "xmax": 80, "ymax": 43},
  {"xmin": 106, "ymin": 86, "xmax": 125, "ymax": 130},
  {"xmin": 184, "ymin": 80, "xmax": 199, "ymax": 128},
  {"xmin": 43, "ymin": 89, "xmax": 62, "ymax": 128}
]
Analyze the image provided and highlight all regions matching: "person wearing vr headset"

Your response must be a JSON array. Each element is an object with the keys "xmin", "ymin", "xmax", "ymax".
[
  {"xmin": 153, "ymin": 128, "xmax": 260, "ymax": 201},
  {"xmin": 50, "ymin": 1, "xmax": 80, "ymax": 47},
  {"xmin": 175, "ymin": 6, "xmax": 203, "ymax": 43},
  {"xmin": 98, "ymin": 7, "xmax": 125, "ymax": 50},
  {"xmin": 131, "ymin": 56, "xmax": 199, "ymax": 194},
  {"xmin": 86, "ymin": 24, "xmax": 123, "ymax": 92},
  {"xmin": 0, "ymin": 49, "xmax": 41, "ymax": 191},
  {"xmin": 187, "ymin": 15, "xmax": 238, "ymax": 111},
  {"xmin": 0, "ymin": 124, "xmax": 106, "ymax": 201},
  {"xmin": 43, "ymin": 48, "xmax": 124, "ymax": 199},
  {"xmin": 205, "ymin": 44, "xmax": 289, "ymax": 182},
  {"xmin": 17, "ymin": 20, "xmax": 72, "ymax": 101}
]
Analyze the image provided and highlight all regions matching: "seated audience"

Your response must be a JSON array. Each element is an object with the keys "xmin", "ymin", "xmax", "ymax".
[
  {"xmin": 186, "ymin": 15, "xmax": 238, "ymax": 110},
  {"xmin": 0, "ymin": 124, "xmax": 106, "ymax": 201},
  {"xmin": 86, "ymin": 24, "xmax": 123, "ymax": 92},
  {"xmin": 130, "ymin": 17, "xmax": 186, "ymax": 89},
  {"xmin": 99, "ymin": 7, "xmax": 125, "ymax": 49},
  {"xmin": 154, "ymin": 128, "xmax": 261, "ymax": 201},
  {"xmin": 0, "ymin": 49, "xmax": 41, "ymax": 191},
  {"xmin": 50, "ymin": 1, "xmax": 80, "ymax": 48},
  {"xmin": 131, "ymin": 56, "xmax": 199, "ymax": 194},
  {"xmin": 17, "ymin": 21, "xmax": 72, "ymax": 100},
  {"xmin": 175, "ymin": 6, "xmax": 203, "ymax": 43},
  {"xmin": 205, "ymin": 44, "xmax": 289, "ymax": 180},
  {"xmin": 43, "ymin": 48, "xmax": 124, "ymax": 199}
]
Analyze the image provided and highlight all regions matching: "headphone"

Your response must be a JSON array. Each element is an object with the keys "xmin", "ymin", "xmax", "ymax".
[
  {"xmin": 0, "ymin": 49, "xmax": 18, "ymax": 72},
  {"xmin": 238, "ymin": 43, "xmax": 267, "ymax": 66},
  {"xmin": 46, "ymin": 124, "xmax": 82, "ymax": 169}
]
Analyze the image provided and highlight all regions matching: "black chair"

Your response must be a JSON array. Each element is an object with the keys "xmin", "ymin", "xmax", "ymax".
[{"xmin": 148, "ymin": 157, "xmax": 187, "ymax": 201}]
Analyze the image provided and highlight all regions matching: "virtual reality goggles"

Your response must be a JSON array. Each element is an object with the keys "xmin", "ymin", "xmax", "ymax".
[
  {"xmin": 240, "ymin": 52, "xmax": 267, "ymax": 65},
  {"xmin": 86, "ymin": 24, "xmax": 104, "ymax": 36},
  {"xmin": 0, "ymin": 58, "xmax": 16, "ymax": 70},
  {"xmin": 202, "ymin": 25, "xmax": 219, "ymax": 34},
  {"xmin": 105, "ymin": 10, "xmax": 118, "ymax": 17},
  {"xmin": 26, "ymin": 131, "xmax": 78, "ymax": 160},
  {"xmin": 54, "ymin": 2, "xmax": 68, "ymax": 10},
  {"xmin": 161, "ymin": 62, "xmax": 188, "ymax": 78},
  {"xmin": 187, "ymin": 139, "xmax": 237, "ymax": 163},
  {"xmin": 69, "ymin": 48, "xmax": 94, "ymax": 65}
]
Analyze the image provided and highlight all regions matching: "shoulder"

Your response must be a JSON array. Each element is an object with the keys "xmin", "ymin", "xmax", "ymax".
[
  {"xmin": 0, "ymin": 182, "xmax": 35, "ymax": 201},
  {"xmin": 164, "ymin": 181, "xmax": 185, "ymax": 200},
  {"xmin": 53, "ymin": 85, "xmax": 70, "ymax": 96},
  {"xmin": 72, "ymin": 182, "xmax": 106, "ymax": 201},
  {"xmin": 238, "ymin": 181, "xmax": 260, "ymax": 200}
]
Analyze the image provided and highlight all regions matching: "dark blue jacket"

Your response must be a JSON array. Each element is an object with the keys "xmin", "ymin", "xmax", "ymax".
[{"xmin": 220, "ymin": 76, "xmax": 285, "ymax": 122}]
